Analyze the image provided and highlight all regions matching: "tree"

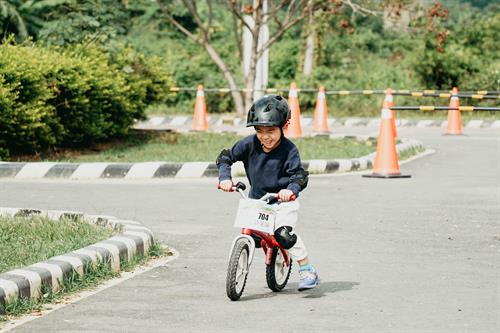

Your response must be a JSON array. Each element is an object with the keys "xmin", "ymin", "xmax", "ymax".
[
  {"xmin": 1, "ymin": 0, "xmax": 137, "ymax": 45},
  {"xmin": 157, "ymin": 1, "xmax": 388, "ymax": 115},
  {"xmin": 36, "ymin": 0, "xmax": 131, "ymax": 46},
  {"xmin": 301, "ymin": 1, "xmax": 380, "ymax": 77},
  {"xmin": 0, "ymin": 0, "xmax": 29, "ymax": 40},
  {"xmin": 157, "ymin": 0, "xmax": 324, "ymax": 115}
]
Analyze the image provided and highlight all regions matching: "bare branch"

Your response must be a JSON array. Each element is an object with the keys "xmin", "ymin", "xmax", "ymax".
[
  {"xmin": 285, "ymin": 0, "xmax": 301, "ymax": 22},
  {"xmin": 224, "ymin": 1, "xmax": 242, "ymax": 58},
  {"xmin": 156, "ymin": 1, "xmax": 201, "ymax": 44},
  {"xmin": 270, "ymin": 12, "xmax": 283, "ymax": 31},
  {"xmin": 284, "ymin": 0, "xmax": 293, "ymax": 22},
  {"xmin": 344, "ymin": 0, "xmax": 381, "ymax": 17},
  {"xmin": 267, "ymin": 0, "xmax": 288, "ymax": 19},
  {"xmin": 206, "ymin": 0, "xmax": 213, "ymax": 32},
  {"xmin": 264, "ymin": 0, "xmax": 288, "ymax": 28},
  {"xmin": 182, "ymin": 0, "xmax": 210, "ymax": 41},
  {"xmin": 228, "ymin": 0, "xmax": 254, "ymax": 32},
  {"xmin": 265, "ymin": 0, "xmax": 308, "ymax": 27},
  {"xmin": 256, "ymin": 8, "xmax": 308, "ymax": 60}
]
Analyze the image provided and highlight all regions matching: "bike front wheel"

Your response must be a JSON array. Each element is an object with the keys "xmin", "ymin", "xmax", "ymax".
[
  {"xmin": 266, "ymin": 246, "xmax": 292, "ymax": 292},
  {"xmin": 226, "ymin": 239, "xmax": 250, "ymax": 301}
]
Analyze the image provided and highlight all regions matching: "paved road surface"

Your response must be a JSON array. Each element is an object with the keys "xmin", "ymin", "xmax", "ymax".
[{"xmin": 0, "ymin": 127, "xmax": 498, "ymax": 332}]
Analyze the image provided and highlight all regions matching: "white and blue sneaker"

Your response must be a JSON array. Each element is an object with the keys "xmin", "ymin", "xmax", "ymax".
[{"xmin": 298, "ymin": 268, "xmax": 319, "ymax": 291}]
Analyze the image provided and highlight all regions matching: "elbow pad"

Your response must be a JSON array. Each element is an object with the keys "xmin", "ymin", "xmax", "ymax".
[
  {"xmin": 216, "ymin": 149, "xmax": 232, "ymax": 167},
  {"xmin": 291, "ymin": 169, "xmax": 309, "ymax": 190}
]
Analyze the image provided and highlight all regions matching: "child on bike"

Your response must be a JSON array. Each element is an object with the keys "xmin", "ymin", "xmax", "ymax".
[{"xmin": 217, "ymin": 94, "xmax": 319, "ymax": 291}]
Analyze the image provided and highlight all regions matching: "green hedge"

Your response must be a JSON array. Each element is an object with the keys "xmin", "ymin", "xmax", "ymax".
[{"xmin": 0, "ymin": 40, "xmax": 173, "ymax": 159}]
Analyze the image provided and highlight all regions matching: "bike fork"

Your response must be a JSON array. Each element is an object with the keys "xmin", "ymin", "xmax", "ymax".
[
  {"xmin": 262, "ymin": 245, "xmax": 273, "ymax": 265},
  {"xmin": 228, "ymin": 234, "xmax": 256, "ymax": 268}
]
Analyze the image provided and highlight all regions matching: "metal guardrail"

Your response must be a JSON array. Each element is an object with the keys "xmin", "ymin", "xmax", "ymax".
[
  {"xmin": 390, "ymin": 92, "xmax": 499, "ymax": 99},
  {"xmin": 390, "ymin": 106, "xmax": 500, "ymax": 112},
  {"xmin": 168, "ymin": 87, "xmax": 500, "ymax": 99}
]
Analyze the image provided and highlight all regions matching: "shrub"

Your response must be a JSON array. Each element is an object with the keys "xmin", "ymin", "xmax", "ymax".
[
  {"xmin": 0, "ymin": 40, "xmax": 174, "ymax": 158},
  {"xmin": 106, "ymin": 43, "xmax": 175, "ymax": 118},
  {"xmin": 50, "ymin": 45, "xmax": 139, "ymax": 146},
  {"xmin": 0, "ymin": 44, "xmax": 61, "ymax": 158}
]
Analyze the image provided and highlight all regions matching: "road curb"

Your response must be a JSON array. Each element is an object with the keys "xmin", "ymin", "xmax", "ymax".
[
  {"xmin": 0, "ymin": 135, "xmax": 424, "ymax": 180},
  {"xmin": 0, "ymin": 208, "xmax": 155, "ymax": 314},
  {"xmin": 1, "ymin": 249, "xmax": 178, "ymax": 331}
]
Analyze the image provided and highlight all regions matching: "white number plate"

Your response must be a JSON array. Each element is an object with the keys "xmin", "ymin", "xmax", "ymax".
[{"xmin": 234, "ymin": 199, "xmax": 277, "ymax": 234}]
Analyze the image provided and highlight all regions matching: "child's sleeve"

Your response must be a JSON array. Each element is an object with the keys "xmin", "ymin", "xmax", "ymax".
[
  {"xmin": 216, "ymin": 139, "xmax": 249, "ymax": 182},
  {"xmin": 285, "ymin": 147, "xmax": 309, "ymax": 196}
]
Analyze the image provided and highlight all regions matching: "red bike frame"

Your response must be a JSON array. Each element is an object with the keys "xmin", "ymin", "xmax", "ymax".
[
  {"xmin": 242, "ymin": 228, "xmax": 290, "ymax": 266},
  {"xmin": 218, "ymin": 181, "xmax": 293, "ymax": 267}
]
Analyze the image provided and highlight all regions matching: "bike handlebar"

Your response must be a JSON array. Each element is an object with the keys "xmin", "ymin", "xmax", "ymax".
[
  {"xmin": 217, "ymin": 181, "xmax": 246, "ymax": 192},
  {"xmin": 217, "ymin": 181, "xmax": 296, "ymax": 201}
]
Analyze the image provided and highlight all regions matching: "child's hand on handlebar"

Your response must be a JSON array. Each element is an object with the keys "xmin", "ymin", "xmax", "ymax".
[
  {"xmin": 278, "ymin": 189, "xmax": 295, "ymax": 201},
  {"xmin": 219, "ymin": 180, "xmax": 233, "ymax": 192}
]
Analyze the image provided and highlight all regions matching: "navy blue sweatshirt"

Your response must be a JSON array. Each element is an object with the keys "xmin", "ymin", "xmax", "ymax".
[{"xmin": 217, "ymin": 135, "xmax": 308, "ymax": 199}]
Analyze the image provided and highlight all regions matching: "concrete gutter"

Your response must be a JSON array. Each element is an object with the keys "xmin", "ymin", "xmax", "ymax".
[
  {"xmin": 0, "ymin": 208, "xmax": 155, "ymax": 314},
  {"xmin": 0, "ymin": 135, "xmax": 424, "ymax": 180}
]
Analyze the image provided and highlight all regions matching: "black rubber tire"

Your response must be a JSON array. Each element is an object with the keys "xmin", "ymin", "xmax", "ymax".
[
  {"xmin": 266, "ymin": 246, "xmax": 292, "ymax": 292},
  {"xmin": 226, "ymin": 239, "xmax": 250, "ymax": 301}
]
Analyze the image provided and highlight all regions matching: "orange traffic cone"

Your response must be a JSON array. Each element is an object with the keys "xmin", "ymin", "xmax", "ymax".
[
  {"xmin": 383, "ymin": 88, "xmax": 397, "ymax": 140},
  {"xmin": 445, "ymin": 87, "xmax": 463, "ymax": 135},
  {"xmin": 363, "ymin": 108, "xmax": 410, "ymax": 178},
  {"xmin": 313, "ymin": 86, "xmax": 330, "ymax": 134},
  {"xmin": 285, "ymin": 82, "xmax": 303, "ymax": 138},
  {"xmin": 192, "ymin": 84, "xmax": 208, "ymax": 131}
]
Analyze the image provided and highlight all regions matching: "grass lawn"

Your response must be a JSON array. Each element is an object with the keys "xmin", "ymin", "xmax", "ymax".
[
  {"xmin": 0, "ymin": 215, "xmax": 118, "ymax": 273},
  {"xmin": 29, "ymin": 131, "xmax": 378, "ymax": 163},
  {"xmin": 0, "ymin": 215, "xmax": 169, "ymax": 320}
]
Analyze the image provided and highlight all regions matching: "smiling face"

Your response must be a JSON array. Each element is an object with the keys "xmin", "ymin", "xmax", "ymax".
[{"xmin": 255, "ymin": 126, "xmax": 282, "ymax": 152}]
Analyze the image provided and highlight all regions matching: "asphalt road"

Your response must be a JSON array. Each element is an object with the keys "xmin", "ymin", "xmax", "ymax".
[{"xmin": 1, "ymin": 127, "xmax": 499, "ymax": 333}]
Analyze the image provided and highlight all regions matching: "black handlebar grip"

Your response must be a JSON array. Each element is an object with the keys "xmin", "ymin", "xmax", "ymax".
[{"xmin": 234, "ymin": 182, "xmax": 246, "ymax": 191}]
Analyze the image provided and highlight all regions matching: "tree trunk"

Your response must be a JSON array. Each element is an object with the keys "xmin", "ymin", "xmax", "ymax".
[
  {"xmin": 243, "ymin": 5, "xmax": 262, "ymax": 113},
  {"xmin": 244, "ymin": 30, "xmax": 260, "ymax": 112},
  {"xmin": 303, "ymin": 32, "xmax": 314, "ymax": 76},
  {"xmin": 303, "ymin": 5, "xmax": 314, "ymax": 76},
  {"xmin": 204, "ymin": 43, "xmax": 245, "ymax": 116},
  {"xmin": 244, "ymin": 67, "xmax": 256, "ymax": 112}
]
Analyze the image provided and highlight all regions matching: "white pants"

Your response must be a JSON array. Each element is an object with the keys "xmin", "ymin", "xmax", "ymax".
[{"xmin": 274, "ymin": 200, "xmax": 308, "ymax": 261}]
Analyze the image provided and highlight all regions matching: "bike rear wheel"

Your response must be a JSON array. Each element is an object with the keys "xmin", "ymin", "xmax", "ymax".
[
  {"xmin": 226, "ymin": 239, "xmax": 250, "ymax": 301},
  {"xmin": 266, "ymin": 246, "xmax": 292, "ymax": 291}
]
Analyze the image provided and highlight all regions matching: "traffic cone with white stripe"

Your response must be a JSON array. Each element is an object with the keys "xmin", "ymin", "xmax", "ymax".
[
  {"xmin": 285, "ymin": 82, "xmax": 303, "ymax": 138},
  {"xmin": 313, "ymin": 86, "xmax": 330, "ymax": 134},
  {"xmin": 383, "ymin": 88, "xmax": 397, "ymax": 140},
  {"xmin": 445, "ymin": 87, "xmax": 463, "ymax": 135},
  {"xmin": 192, "ymin": 85, "xmax": 208, "ymax": 131},
  {"xmin": 363, "ymin": 108, "xmax": 410, "ymax": 178}
]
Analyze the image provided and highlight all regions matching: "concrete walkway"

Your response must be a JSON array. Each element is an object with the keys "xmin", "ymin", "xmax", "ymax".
[
  {"xmin": 135, "ymin": 115, "xmax": 500, "ymax": 131},
  {"xmin": 0, "ymin": 127, "xmax": 498, "ymax": 332}
]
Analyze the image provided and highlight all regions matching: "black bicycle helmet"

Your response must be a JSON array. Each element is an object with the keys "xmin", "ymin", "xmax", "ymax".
[{"xmin": 246, "ymin": 95, "xmax": 291, "ymax": 127}]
